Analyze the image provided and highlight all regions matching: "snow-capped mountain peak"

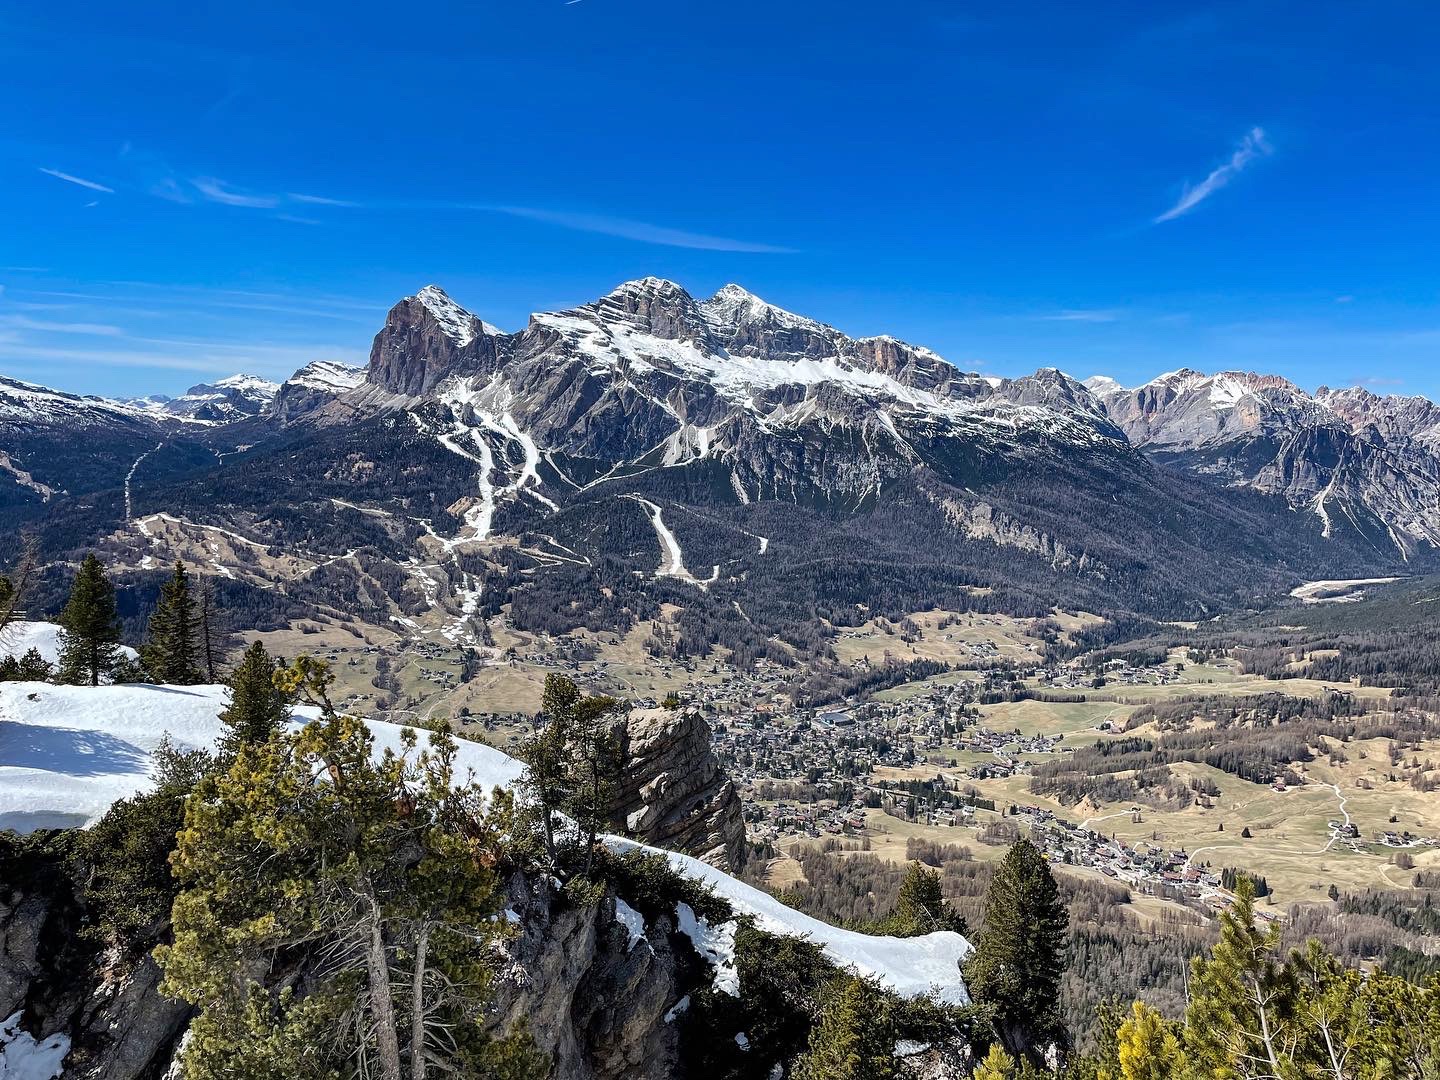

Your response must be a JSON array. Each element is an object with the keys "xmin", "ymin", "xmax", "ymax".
[
  {"xmin": 112, "ymin": 373, "xmax": 279, "ymax": 423},
  {"xmin": 414, "ymin": 284, "xmax": 488, "ymax": 346},
  {"xmin": 699, "ymin": 283, "xmax": 828, "ymax": 336},
  {"xmin": 1083, "ymin": 375, "xmax": 1125, "ymax": 397},
  {"xmin": 284, "ymin": 360, "xmax": 366, "ymax": 392},
  {"xmin": 213, "ymin": 373, "xmax": 281, "ymax": 396}
]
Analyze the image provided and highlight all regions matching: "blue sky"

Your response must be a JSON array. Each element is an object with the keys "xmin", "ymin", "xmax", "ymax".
[{"xmin": 4, "ymin": 0, "xmax": 1440, "ymax": 399}]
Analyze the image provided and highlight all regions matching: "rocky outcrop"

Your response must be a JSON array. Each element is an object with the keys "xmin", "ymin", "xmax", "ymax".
[
  {"xmin": 932, "ymin": 493, "xmax": 1088, "ymax": 572},
  {"xmin": 0, "ymin": 856, "xmax": 709, "ymax": 1080},
  {"xmin": 269, "ymin": 360, "xmax": 366, "ymax": 425},
  {"xmin": 0, "ymin": 842, "xmax": 191, "ymax": 1080},
  {"xmin": 609, "ymin": 708, "xmax": 747, "ymax": 871},
  {"xmin": 488, "ymin": 873, "xmax": 693, "ymax": 1080}
]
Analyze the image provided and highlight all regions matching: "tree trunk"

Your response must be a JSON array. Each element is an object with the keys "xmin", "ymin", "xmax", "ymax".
[
  {"xmin": 410, "ymin": 923, "xmax": 430, "ymax": 1080},
  {"xmin": 363, "ymin": 901, "xmax": 403, "ymax": 1080}
]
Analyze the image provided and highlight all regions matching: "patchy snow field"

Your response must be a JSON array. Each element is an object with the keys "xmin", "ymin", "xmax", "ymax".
[{"xmin": 0, "ymin": 681, "xmax": 523, "ymax": 833}]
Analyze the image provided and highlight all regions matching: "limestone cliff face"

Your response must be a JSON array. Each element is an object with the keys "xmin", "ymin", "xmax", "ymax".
[
  {"xmin": 0, "ymin": 854, "xmax": 191, "ymax": 1080},
  {"xmin": 365, "ymin": 285, "xmax": 500, "ymax": 398},
  {"xmin": 608, "ymin": 707, "xmax": 748, "ymax": 871},
  {"xmin": 487, "ymin": 872, "xmax": 692, "ymax": 1080}
]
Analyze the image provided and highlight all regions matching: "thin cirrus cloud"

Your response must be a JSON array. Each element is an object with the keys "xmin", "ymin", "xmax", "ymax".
[
  {"xmin": 487, "ymin": 206, "xmax": 796, "ymax": 253},
  {"xmin": 38, "ymin": 167, "xmax": 115, "ymax": 194},
  {"xmin": 0, "ymin": 314, "xmax": 124, "ymax": 336},
  {"xmin": 191, "ymin": 177, "xmax": 282, "ymax": 208},
  {"xmin": 287, "ymin": 192, "xmax": 362, "ymax": 207},
  {"xmin": 1038, "ymin": 309, "xmax": 1119, "ymax": 323},
  {"xmin": 1154, "ymin": 127, "xmax": 1271, "ymax": 223}
]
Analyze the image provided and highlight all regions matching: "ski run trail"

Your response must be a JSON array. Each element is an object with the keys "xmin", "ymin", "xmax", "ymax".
[{"xmin": 124, "ymin": 442, "xmax": 164, "ymax": 524}]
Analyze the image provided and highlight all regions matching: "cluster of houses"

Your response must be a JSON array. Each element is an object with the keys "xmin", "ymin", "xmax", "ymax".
[
  {"xmin": 1036, "ymin": 657, "xmax": 1184, "ymax": 691},
  {"xmin": 1007, "ymin": 805, "xmax": 1239, "ymax": 905}
]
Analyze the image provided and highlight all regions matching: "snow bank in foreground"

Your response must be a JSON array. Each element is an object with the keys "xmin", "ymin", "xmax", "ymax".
[
  {"xmin": 612, "ymin": 838, "xmax": 971, "ymax": 1004},
  {"xmin": 0, "ymin": 1011, "xmax": 70, "ymax": 1080},
  {"xmin": 0, "ymin": 683, "xmax": 967, "ymax": 1004},
  {"xmin": 0, "ymin": 682, "xmax": 523, "ymax": 834}
]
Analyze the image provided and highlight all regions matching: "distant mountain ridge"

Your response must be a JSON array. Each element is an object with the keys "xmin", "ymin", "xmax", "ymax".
[
  {"xmin": 1089, "ymin": 368, "xmax": 1440, "ymax": 555},
  {"xmin": 2, "ymin": 279, "xmax": 1437, "ymax": 652}
]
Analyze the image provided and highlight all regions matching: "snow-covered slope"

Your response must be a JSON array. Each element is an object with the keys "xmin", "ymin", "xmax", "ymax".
[
  {"xmin": 0, "ymin": 620, "xmax": 140, "ymax": 672},
  {"xmin": 0, "ymin": 376, "xmax": 159, "ymax": 428},
  {"xmin": 609, "ymin": 837, "xmax": 970, "ymax": 1004},
  {"xmin": 0, "ymin": 681, "xmax": 520, "ymax": 832},
  {"xmin": 0, "ymin": 682, "xmax": 969, "ymax": 1005},
  {"xmin": 269, "ymin": 359, "xmax": 368, "ymax": 423}
]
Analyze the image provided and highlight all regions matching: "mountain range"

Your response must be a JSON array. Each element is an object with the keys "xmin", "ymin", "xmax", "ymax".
[{"xmin": 3, "ymin": 278, "xmax": 1436, "ymax": 655}]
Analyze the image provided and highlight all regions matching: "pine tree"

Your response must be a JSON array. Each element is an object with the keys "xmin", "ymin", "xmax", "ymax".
[
  {"xmin": 143, "ymin": 560, "xmax": 202, "ymax": 684},
  {"xmin": 195, "ymin": 576, "xmax": 230, "ymax": 682},
  {"xmin": 215, "ymin": 641, "xmax": 290, "ymax": 761},
  {"xmin": 964, "ymin": 837, "xmax": 1069, "ymax": 1063},
  {"xmin": 566, "ymin": 690, "xmax": 624, "ymax": 876},
  {"xmin": 1114, "ymin": 1001, "xmax": 1185, "ymax": 1080},
  {"xmin": 520, "ymin": 673, "xmax": 579, "ymax": 865},
  {"xmin": 0, "ymin": 647, "xmax": 53, "ymax": 682},
  {"xmin": 158, "ymin": 656, "xmax": 546, "ymax": 1080},
  {"xmin": 894, "ymin": 861, "xmax": 967, "ymax": 935},
  {"xmin": 518, "ymin": 674, "xmax": 625, "ymax": 870},
  {"xmin": 57, "ymin": 553, "xmax": 122, "ymax": 686},
  {"xmin": 973, "ymin": 1043, "xmax": 1018, "ymax": 1080},
  {"xmin": 1184, "ymin": 877, "xmax": 1295, "ymax": 1078},
  {"xmin": 1065, "ymin": 915, "xmax": 1440, "ymax": 1079},
  {"xmin": 793, "ymin": 976, "xmax": 901, "ymax": 1080}
]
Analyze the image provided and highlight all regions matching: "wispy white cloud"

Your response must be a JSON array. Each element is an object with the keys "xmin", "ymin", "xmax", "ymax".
[
  {"xmin": 192, "ymin": 177, "xmax": 281, "ymax": 208},
  {"xmin": 150, "ymin": 176, "xmax": 193, "ymax": 204},
  {"xmin": 0, "ymin": 342, "xmax": 251, "ymax": 374},
  {"xmin": 488, "ymin": 206, "xmax": 795, "ymax": 253},
  {"xmin": 0, "ymin": 315, "xmax": 123, "ymax": 336},
  {"xmin": 1038, "ymin": 309, "xmax": 1119, "ymax": 323},
  {"xmin": 38, "ymin": 167, "xmax": 115, "ymax": 194},
  {"xmin": 1155, "ymin": 127, "xmax": 1271, "ymax": 223},
  {"xmin": 1, "ymin": 338, "xmax": 357, "ymax": 376},
  {"xmin": 287, "ymin": 192, "xmax": 361, "ymax": 207}
]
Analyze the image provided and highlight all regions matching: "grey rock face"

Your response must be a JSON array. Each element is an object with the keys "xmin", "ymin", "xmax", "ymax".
[
  {"xmin": 489, "ymin": 873, "xmax": 690, "ymax": 1080},
  {"xmin": 269, "ymin": 360, "xmax": 365, "ymax": 425},
  {"xmin": 0, "ymin": 871, "xmax": 190, "ymax": 1080},
  {"xmin": 609, "ymin": 708, "xmax": 748, "ymax": 871},
  {"xmin": 1096, "ymin": 369, "xmax": 1440, "ymax": 554},
  {"xmin": 366, "ymin": 285, "xmax": 500, "ymax": 397}
]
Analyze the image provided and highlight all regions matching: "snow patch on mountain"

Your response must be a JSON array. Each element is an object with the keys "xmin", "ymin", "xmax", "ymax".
[
  {"xmin": 0, "ymin": 620, "xmax": 138, "ymax": 672},
  {"xmin": 286, "ymin": 360, "xmax": 366, "ymax": 392},
  {"xmin": 0, "ymin": 1011, "xmax": 70, "ymax": 1080}
]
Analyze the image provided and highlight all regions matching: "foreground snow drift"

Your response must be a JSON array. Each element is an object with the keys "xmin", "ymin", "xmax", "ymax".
[
  {"xmin": 0, "ymin": 682, "xmax": 967, "ymax": 1005},
  {"xmin": 610, "ymin": 837, "xmax": 970, "ymax": 1004},
  {"xmin": 0, "ymin": 682, "xmax": 522, "ymax": 833}
]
